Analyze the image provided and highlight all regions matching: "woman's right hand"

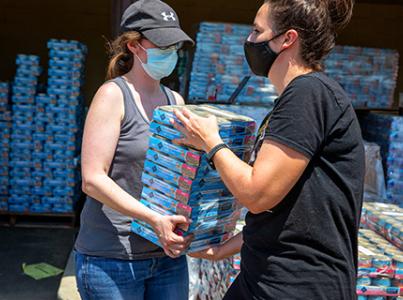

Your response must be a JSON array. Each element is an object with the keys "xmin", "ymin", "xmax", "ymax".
[{"xmin": 151, "ymin": 214, "xmax": 193, "ymax": 258}]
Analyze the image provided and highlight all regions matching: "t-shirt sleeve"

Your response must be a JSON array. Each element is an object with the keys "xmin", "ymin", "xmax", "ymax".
[{"xmin": 264, "ymin": 77, "xmax": 326, "ymax": 159}]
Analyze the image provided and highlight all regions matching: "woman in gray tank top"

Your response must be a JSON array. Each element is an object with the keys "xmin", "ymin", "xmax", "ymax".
[{"xmin": 74, "ymin": 1, "xmax": 194, "ymax": 299}]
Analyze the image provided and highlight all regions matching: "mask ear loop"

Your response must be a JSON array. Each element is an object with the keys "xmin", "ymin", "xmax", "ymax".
[
  {"xmin": 268, "ymin": 30, "xmax": 290, "ymax": 55},
  {"xmin": 134, "ymin": 42, "xmax": 148, "ymax": 64}
]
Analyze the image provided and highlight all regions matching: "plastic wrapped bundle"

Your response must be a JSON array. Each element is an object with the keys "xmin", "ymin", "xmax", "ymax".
[
  {"xmin": 324, "ymin": 46, "xmax": 399, "ymax": 108},
  {"xmin": 132, "ymin": 105, "xmax": 256, "ymax": 252},
  {"xmin": 359, "ymin": 113, "xmax": 403, "ymax": 207},
  {"xmin": 357, "ymin": 228, "xmax": 402, "ymax": 298},
  {"xmin": 8, "ymin": 55, "xmax": 42, "ymax": 212},
  {"xmin": 364, "ymin": 142, "xmax": 387, "ymax": 199},
  {"xmin": 211, "ymin": 104, "xmax": 272, "ymax": 132},
  {"xmin": 188, "ymin": 22, "xmax": 278, "ymax": 105},
  {"xmin": 361, "ymin": 202, "xmax": 402, "ymax": 250},
  {"xmin": 187, "ymin": 256, "xmax": 201, "ymax": 300},
  {"xmin": 198, "ymin": 258, "xmax": 233, "ymax": 300}
]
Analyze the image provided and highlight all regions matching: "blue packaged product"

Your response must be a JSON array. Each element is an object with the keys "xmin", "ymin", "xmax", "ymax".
[
  {"xmin": 146, "ymin": 149, "xmax": 203, "ymax": 180},
  {"xmin": 152, "ymin": 105, "xmax": 256, "ymax": 137},
  {"xmin": 30, "ymin": 204, "xmax": 52, "ymax": 213},
  {"xmin": 189, "ymin": 187, "xmax": 231, "ymax": 202},
  {"xmin": 142, "ymin": 172, "xmax": 190, "ymax": 204},
  {"xmin": 14, "ymin": 76, "xmax": 38, "ymax": 86},
  {"xmin": 150, "ymin": 121, "xmax": 183, "ymax": 140},
  {"xmin": 144, "ymin": 160, "xmax": 193, "ymax": 192},
  {"xmin": 16, "ymin": 54, "xmax": 40, "ymax": 65},
  {"xmin": 8, "ymin": 204, "xmax": 29, "ymax": 212},
  {"xmin": 148, "ymin": 135, "xmax": 203, "ymax": 166},
  {"xmin": 52, "ymin": 205, "xmax": 74, "ymax": 213},
  {"xmin": 32, "ymin": 187, "xmax": 52, "ymax": 197},
  {"xmin": 131, "ymin": 221, "xmax": 161, "ymax": 246},
  {"xmin": 141, "ymin": 186, "xmax": 192, "ymax": 217}
]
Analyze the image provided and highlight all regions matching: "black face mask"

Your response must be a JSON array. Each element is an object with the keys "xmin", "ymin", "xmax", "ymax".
[{"xmin": 244, "ymin": 32, "xmax": 286, "ymax": 77}]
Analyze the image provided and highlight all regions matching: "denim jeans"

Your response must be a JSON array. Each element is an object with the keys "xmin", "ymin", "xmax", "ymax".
[{"xmin": 75, "ymin": 251, "xmax": 189, "ymax": 300}]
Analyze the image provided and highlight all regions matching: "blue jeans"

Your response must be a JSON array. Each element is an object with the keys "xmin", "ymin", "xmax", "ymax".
[{"xmin": 74, "ymin": 251, "xmax": 189, "ymax": 300}]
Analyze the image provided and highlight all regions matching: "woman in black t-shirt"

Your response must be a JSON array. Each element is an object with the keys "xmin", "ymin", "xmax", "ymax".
[{"xmin": 173, "ymin": 0, "xmax": 364, "ymax": 299}]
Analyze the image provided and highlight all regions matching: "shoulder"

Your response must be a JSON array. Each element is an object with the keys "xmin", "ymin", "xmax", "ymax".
[
  {"xmin": 171, "ymin": 89, "xmax": 185, "ymax": 105},
  {"xmin": 89, "ymin": 81, "xmax": 125, "ymax": 120},
  {"xmin": 95, "ymin": 80, "xmax": 124, "ymax": 101},
  {"xmin": 281, "ymin": 72, "xmax": 350, "ymax": 111}
]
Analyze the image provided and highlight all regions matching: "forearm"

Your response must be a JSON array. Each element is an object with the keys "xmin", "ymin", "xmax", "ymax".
[
  {"xmin": 211, "ymin": 147, "xmax": 259, "ymax": 210},
  {"xmin": 83, "ymin": 173, "xmax": 159, "ymax": 226},
  {"xmin": 217, "ymin": 232, "xmax": 243, "ymax": 260}
]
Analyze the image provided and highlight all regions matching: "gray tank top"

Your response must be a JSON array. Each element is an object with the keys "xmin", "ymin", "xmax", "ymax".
[{"xmin": 75, "ymin": 76, "xmax": 177, "ymax": 260}]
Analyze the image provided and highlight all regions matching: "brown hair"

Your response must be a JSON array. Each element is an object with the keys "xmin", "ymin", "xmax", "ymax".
[
  {"xmin": 106, "ymin": 31, "xmax": 142, "ymax": 80},
  {"xmin": 265, "ymin": 0, "xmax": 354, "ymax": 71}
]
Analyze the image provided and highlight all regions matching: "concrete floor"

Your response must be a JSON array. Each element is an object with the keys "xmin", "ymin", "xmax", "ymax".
[{"xmin": 0, "ymin": 227, "xmax": 76, "ymax": 300}]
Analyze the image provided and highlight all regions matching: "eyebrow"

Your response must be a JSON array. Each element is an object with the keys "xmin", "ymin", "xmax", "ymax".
[{"xmin": 253, "ymin": 22, "xmax": 264, "ymax": 31}]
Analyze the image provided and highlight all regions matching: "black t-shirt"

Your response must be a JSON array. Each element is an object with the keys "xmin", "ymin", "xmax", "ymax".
[{"xmin": 237, "ymin": 72, "xmax": 365, "ymax": 299}]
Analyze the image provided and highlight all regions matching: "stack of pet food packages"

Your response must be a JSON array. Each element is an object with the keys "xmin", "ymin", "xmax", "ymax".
[
  {"xmin": 357, "ymin": 228, "xmax": 402, "ymax": 299},
  {"xmin": 7, "ymin": 39, "xmax": 87, "ymax": 213},
  {"xmin": 29, "ymin": 39, "xmax": 86, "ymax": 213},
  {"xmin": 132, "ymin": 105, "xmax": 256, "ymax": 252},
  {"xmin": 324, "ymin": 45, "xmax": 399, "ymax": 108},
  {"xmin": 188, "ymin": 22, "xmax": 278, "ymax": 105},
  {"xmin": 361, "ymin": 202, "xmax": 402, "ymax": 251},
  {"xmin": 359, "ymin": 113, "xmax": 403, "ymax": 207},
  {"xmin": 0, "ymin": 82, "xmax": 11, "ymax": 211},
  {"xmin": 8, "ymin": 55, "xmax": 42, "ymax": 212}
]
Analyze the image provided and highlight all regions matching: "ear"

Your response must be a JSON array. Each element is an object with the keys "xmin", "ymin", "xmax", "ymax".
[
  {"xmin": 127, "ymin": 41, "xmax": 140, "ymax": 56},
  {"xmin": 282, "ymin": 29, "xmax": 299, "ymax": 49}
]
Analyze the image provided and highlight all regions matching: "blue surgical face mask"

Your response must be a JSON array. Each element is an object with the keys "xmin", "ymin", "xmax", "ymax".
[{"xmin": 136, "ymin": 44, "xmax": 178, "ymax": 81}]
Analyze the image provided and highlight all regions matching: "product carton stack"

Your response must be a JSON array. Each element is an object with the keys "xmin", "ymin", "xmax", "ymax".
[
  {"xmin": 324, "ymin": 46, "xmax": 399, "ymax": 108},
  {"xmin": 361, "ymin": 202, "xmax": 402, "ymax": 251},
  {"xmin": 132, "ymin": 105, "xmax": 256, "ymax": 252},
  {"xmin": 0, "ymin": 82, "xmax": 11, "ymax": 211},
  {"xmin": 188, "ymin": 22, "xmax": 278, "ymax": 105},
  {"xmin": 8, "ymin": 55, "xmax": 42, "ymax": 212},
  {"xmin": 31, "ymin": 39, "xmax": 86, "ymax": 213},
  {"xmin": 359, "ymin": 113, "xmax": 403, "ymax": 207},
  {"xmin": 357, "ymin": 228, "xmax": 402, "ymax": 299}
]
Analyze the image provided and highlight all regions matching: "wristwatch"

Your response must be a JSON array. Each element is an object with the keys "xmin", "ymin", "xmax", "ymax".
[{"xmin": 206, "ymin": 143, "xmax": 229, "ymax": 170}]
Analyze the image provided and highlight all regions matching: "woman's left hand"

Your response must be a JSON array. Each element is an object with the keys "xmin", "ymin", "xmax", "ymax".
[{"xmin": 172, "ymin": 108, "xmax": 223, "ymax": 152}]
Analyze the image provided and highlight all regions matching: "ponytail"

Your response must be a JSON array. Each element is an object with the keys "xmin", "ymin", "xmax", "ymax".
[
  {"xmin": 106, "ymin": 31, "xmax": 142, "ymax": 80},
  {"xmin": 266, "ymin": 0, "xmax": 354, "ymax": 71},
  {"xmin": 327, "ymin": 0, "xmax": 354, "ymax": 32}
]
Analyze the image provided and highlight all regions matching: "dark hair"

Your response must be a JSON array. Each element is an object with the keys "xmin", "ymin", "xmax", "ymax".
[
  {"xmin": 265, "ymin": 0, "xmax": 354, "ymax": 71},
  {"xmin": 106, "ymin": 31, "xmax": 142, "ymax": 80}
]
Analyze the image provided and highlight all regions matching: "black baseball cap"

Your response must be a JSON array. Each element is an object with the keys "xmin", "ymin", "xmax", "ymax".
[{"xmin": 120, "ymin": 0, "xmax": 194, "ymax": 48}]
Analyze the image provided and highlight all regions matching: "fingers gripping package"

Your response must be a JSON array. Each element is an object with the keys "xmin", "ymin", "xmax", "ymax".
[{"xmin": 132, "ymin": 105, "xmax": 256, "ymax": 252}]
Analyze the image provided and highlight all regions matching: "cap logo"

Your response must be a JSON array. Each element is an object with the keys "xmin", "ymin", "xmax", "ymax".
[{"xmin": 161, "ymin": 11, "xmax": 176, "ymax": 22}]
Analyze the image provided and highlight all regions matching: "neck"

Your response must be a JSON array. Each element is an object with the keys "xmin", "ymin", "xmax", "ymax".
[
  {"xmin": 124, "ymin": 59, "xmax": 161, "ymax": 94},
  {"xmin": 269, "ymin": 55, "xmax": 314, "ymax": 95}
]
